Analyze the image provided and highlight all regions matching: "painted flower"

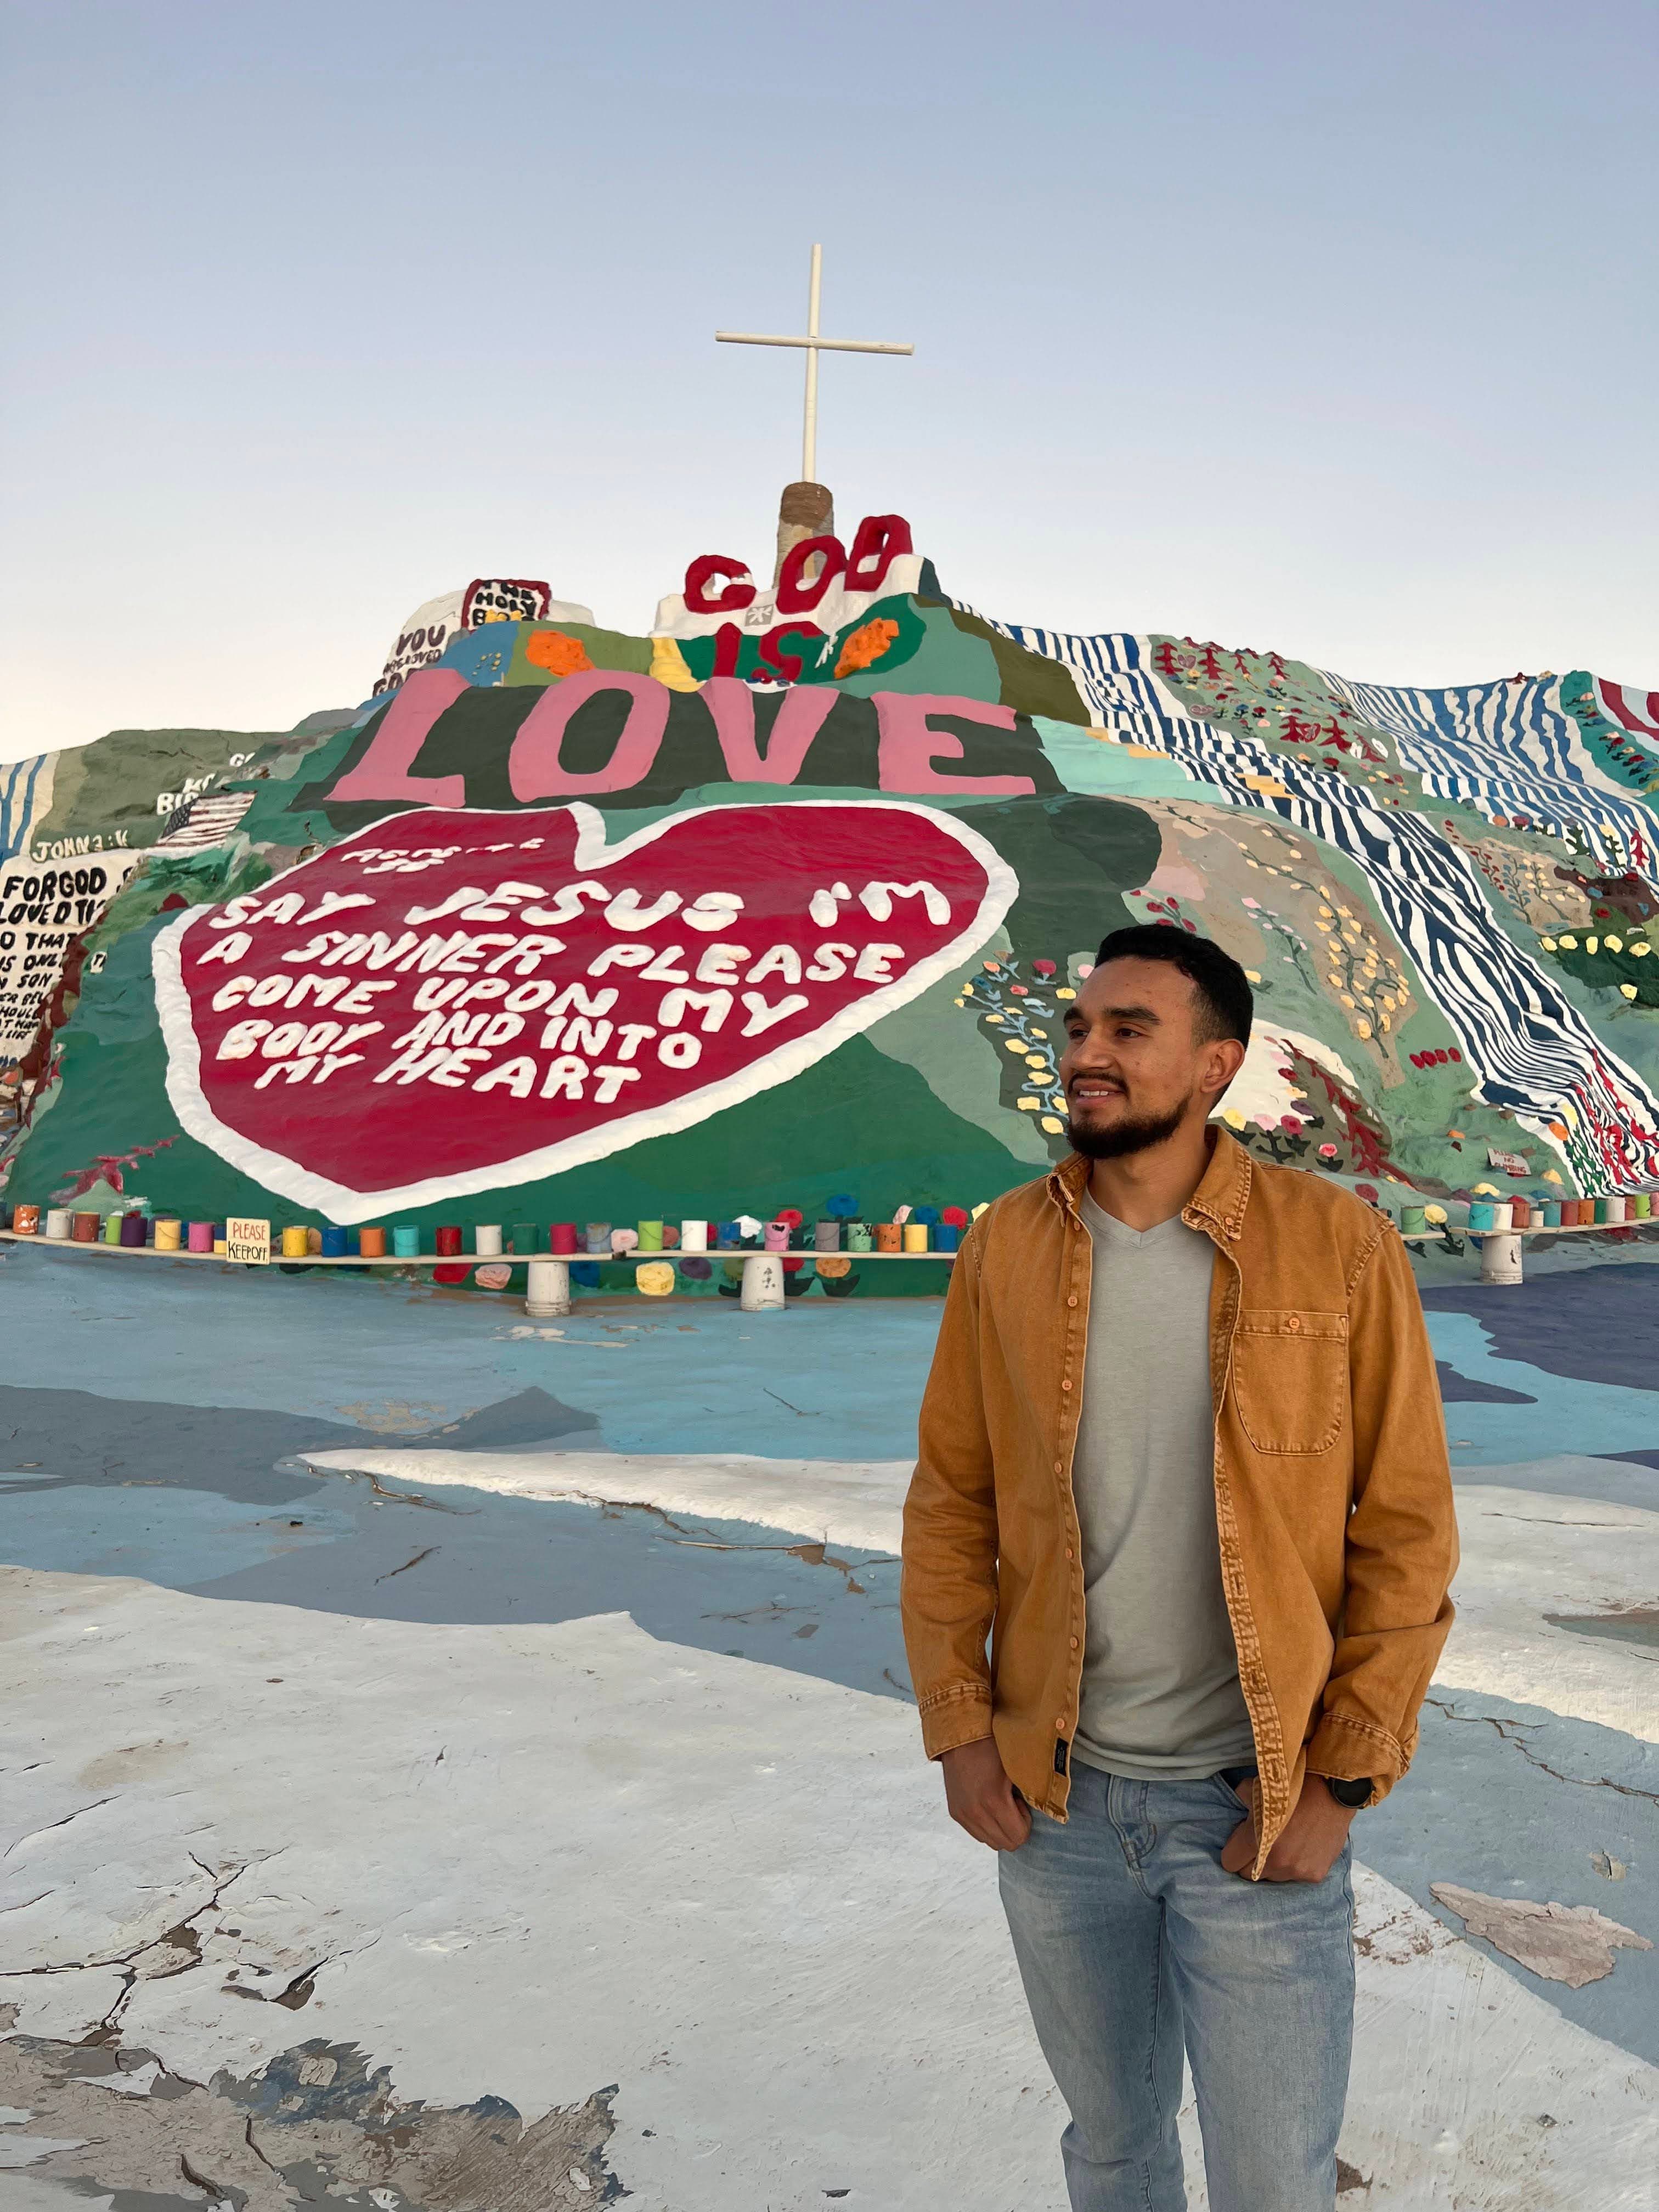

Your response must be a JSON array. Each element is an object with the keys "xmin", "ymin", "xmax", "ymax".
[{"xmin": 1318, "ymin": 1142, "xmax": 1339, "ymax": 1159}]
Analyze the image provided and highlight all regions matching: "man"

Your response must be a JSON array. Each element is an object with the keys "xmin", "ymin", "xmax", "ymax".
[{"xmin": 901, "ymin": 924, "xmax": 1457, "ymax": 2211}]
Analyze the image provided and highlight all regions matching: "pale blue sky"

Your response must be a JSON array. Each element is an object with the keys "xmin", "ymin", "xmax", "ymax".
[{"xmin": 2, "ymin": 0, "xmax": 1654, "ymax": 760}]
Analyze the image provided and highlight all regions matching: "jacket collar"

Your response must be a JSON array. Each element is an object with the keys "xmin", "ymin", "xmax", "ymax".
[{"xmin": 1047, "ymin": 1125, "xmax": 1254, "ymax": 1243}]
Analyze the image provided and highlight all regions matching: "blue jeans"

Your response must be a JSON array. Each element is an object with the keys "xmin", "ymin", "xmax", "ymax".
[{"xmin": 998, "ymin": 1763, "xmax": 1353, "ymax": 2212}]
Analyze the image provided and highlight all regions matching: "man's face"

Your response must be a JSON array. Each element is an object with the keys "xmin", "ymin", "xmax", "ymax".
[{"xmin": 1058, "ymin": 956, "xmax": 1244, "ymax": 1160}]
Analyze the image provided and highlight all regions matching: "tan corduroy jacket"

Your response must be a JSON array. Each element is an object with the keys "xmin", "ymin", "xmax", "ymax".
[{"xmin": 901, "ymin": 1130, "xmax": 1457, "ymax": 1875}]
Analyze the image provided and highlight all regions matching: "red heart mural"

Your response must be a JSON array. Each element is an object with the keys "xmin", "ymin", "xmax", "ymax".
[{"xmin": 155, "ymin": 800, "xmax": 1015, "ymax": 1222}]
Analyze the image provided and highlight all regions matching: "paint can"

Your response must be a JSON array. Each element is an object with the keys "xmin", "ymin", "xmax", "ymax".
[
  {"xmin": 1507, "ymin": 1199, "xmax": 1530, "ymax": 1231},
  {"xmin": 902, "ymin": 1222, "xmax": 931, "ymax": 1252},
  {"xmin": 359, "ymin": 1225, "xmax": 387, "ymax": 1257},
  {"xmin": 475, "ymin": 1224, "xmax": 505, "ymax": 1256},
  {"xmin": 154, "ymin": 1218, "xmax": 183, "ymax": 1251},
  {"xmin": 392, "ymin": 1225, "xmax": 421, "ymax": 1257},
  {"xmin": 1479, "ymin": 1232, "xmax": 1523, "ymax": 1286},
  {"xmin": 103, "ymin": 1212, "xmax": 123, "ymax": 1244},
  {"xmin": 679, "ymin": 1220, "xmax": 709, "ymax": 1252},
  {"xmin": 716, "ymin": 1221, "xmax": 742, "ymax": 1249},
  {"xmin": 44, "ymin": 1208, "xmax": 71, "ymax": 1239},
  {"xmin": 844, "ymin": 1222, "xmax": 873, "ymax": 1252},
  {"xmin": 11, "ymin": 1204, "xmax": 40, "ymax": 1235},
  {"xmin": 764, "ymin": 1221, "xmax": 791, "ymax": 1252},
  {"xmin": 1468, "ymin": 1202, "xmax": 1496, "ymax": 1232},
  {"xmin": 279, "ymin": 1226, "xmax": 307, "ymax": 1259},
  {"xmin": 1632, "ymin": 1193, "xmax": 1652, "ymax": 1220},
  {"xmin": 1399, "ymin": 1206, "xmax": 1429, "ymax": 1235},
  {"xmin": 637, "ymin": 1220, "xmax": 664, "ymax": 1250},
  {"xmin": 935, "ymin": 1223, "xmax": 962, "ymax": 1252},
  {"xmin": 1594, "ymin": 1197, "xmax": 1612, "ymax": 1225},
  {"xmin": 814, "ymin": 1220, "xmax": 840, "ymax": 1252},
  {"xmin": 511, "ymin": 1221, "xmax": 537, "ymax": 1254},
  {"xmin": 119, "ymin": 1212, "xmax": 147, "ymax": 1248},
  {"xmin": 739, "ymin": 1252, "xmax": 786, "ymax": 1312},
  {"xmin": 321, "ymin": 1226, "xmax": 348, "ymax": 1257},
  {"xmin": 526, "ymin": 1257, "xmax": 571, "ymax": 1318},
  {"xmin": 435, "ymin": 1226, "xmax": 463, "ymax": 1256},
  {"xmin": 585, "ymin": 1222, "xmax": 611, "ymax": 1255},
  {"xmin": 876, "ymin": 1223, "xmax": 902, "ymax": 1252},
  {"xmin": 187, "ymin": 1221, "xmax": 215, "ymax": 1252},
  {"xmin": 1488, "ymin": 1203, "xmax": 1513, "ymax": 1231},
  {"xmin": 1541, "ymin": 1200, "xmax": 1561, "ymax": 1228},
  {"xmin": 72, "ymin": 1211, "xmax": 100, "ymax": 1243},
  {"xmin": 1604, "ymin": 1195, "xmax": 1627, "ymax": 1224}
]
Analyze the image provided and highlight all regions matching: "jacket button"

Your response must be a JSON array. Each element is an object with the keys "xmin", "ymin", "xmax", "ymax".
[
  {"xmin": 1053, "ymin": 1459, "xmax": 1063, "ymax": 1474},
  {"xmin": 1067, "ymin": 1295, "xmax": 1078, "ymax": 1308},
  {"xmin": 1287, "ymin": 1316, "xmax": 1301, "ymax": 1333},
  {"xmin": 1065, "ymin": 1547, "xmax": 1074, "ymax": 1561},
  {"xmin": 1069, "ymin": 1636, "xmax": 1079, "ymax": 1650},
  {"xmin": 1054, "ymin": 1719, "xmax": 1066, "ymax": 1733},
  {"xmin": 1061, "ymin": 1379, "xmax": 1073, "ymax": 1392}
]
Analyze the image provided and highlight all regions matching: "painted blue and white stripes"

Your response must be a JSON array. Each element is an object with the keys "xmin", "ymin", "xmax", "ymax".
[{"xmin": 952, "ymin": 605, "xmax": 1659, "ymax": 1184}]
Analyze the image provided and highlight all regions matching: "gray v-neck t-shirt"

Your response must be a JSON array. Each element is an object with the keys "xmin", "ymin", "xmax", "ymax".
[{"xmin": 1070, "ymin": 1188, "xmax": 1256, "ymax": 1780}]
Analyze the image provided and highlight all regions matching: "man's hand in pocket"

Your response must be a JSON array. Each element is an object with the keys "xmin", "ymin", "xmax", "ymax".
[{"xmin": 940, "ymin": 1737, "xmax": 1033, "ymax": 1851}]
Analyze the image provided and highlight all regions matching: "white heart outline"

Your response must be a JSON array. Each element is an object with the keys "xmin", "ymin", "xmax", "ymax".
[{"xmin": 154, "ymin": 798, "xmax": 1018, "ymax": 1224}]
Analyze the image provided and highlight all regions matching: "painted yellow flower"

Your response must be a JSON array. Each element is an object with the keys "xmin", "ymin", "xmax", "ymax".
[
  {"xmin": 1055, "ymin": 986, "xmax": 1077, "ymax": 999},
  {"xmin": 1621, "ymin": 983, "xmax": 1639, "ymax": 998},
  {"xmin": 1244, "ymin": 969, "xmax": 1261, "ymax": 984},
  {"xmin": 1355, "ymin": 1019, "xmax": 1373, "ymax": 1040},
  {"xmin": 1040, "ymin": 1115, "xmax": 1064, "ymax": 1134},
  {"xmin": 1543, "ymin": 1169, "xmax": 1564, "ymax": 1184},
  {"xmin": 1605, "ymin": 934, "xmax": 1624, "ymax": 952},
  {"xmin": 1424, "ymin": 1205, "xmax": 1447, "ymax": 1226},
  {"xmin": 1558, "ymin": 933, "xmax": 1578, "ymax": 949},
  {"xmin": 1586, "ymin": 936, "xmax": 1600, "ymax": 955},
  {"xmin": 1633, "ymin": 944, "xmax": 1651, "ymax": 959},
  {"xmin": 1221, "ymin": 1108, "xmax": 1248, "ymax": 1129}
]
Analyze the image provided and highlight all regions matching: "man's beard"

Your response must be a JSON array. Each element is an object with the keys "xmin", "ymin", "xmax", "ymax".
[{"xmin": 1066, "ymin": 1094, "xmax": 1191, "ymax": 1161}]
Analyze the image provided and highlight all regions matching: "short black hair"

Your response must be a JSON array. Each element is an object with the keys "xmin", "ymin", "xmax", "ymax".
[{"xmin": 1093, "ymin": 924, "xmax": 1254, "ymax": 1051}]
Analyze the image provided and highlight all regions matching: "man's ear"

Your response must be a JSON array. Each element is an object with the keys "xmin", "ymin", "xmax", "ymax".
[{"xmin": 1203, "ymin": 1035, "xmax": 1248, "ymax": 1102}]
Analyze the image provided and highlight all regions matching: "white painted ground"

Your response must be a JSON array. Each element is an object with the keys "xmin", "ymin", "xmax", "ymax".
[
  {"xmin": 302, "ymin": 1443, "xmax": 1659, "ymax": 1736},
  {"xmin": 3, "ymin": 1562, "xmax": 1655, "ymax": 2208}
]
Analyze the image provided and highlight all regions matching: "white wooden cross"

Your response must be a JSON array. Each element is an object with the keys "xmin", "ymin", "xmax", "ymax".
[{"xmin": 716, "ymin": 243, "xmax": 913, "ymax": 487}]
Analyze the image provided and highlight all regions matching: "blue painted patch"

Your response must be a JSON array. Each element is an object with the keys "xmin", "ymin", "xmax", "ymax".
[
  {"xmin": 1425, "ymin": 1310, "xmax": 1659, "ymax": 1464},
  {"xmin": 0, "ymin": 1483, "xmax": 352, "ymax": 1583}
]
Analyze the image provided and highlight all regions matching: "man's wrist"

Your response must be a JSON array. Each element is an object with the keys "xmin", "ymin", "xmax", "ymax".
[{"xmin": 1320, "ymin": 1774, "xmax": 1373, "ymax": 1810}]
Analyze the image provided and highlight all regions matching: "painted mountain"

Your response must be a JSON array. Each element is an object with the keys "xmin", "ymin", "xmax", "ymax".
[{"xmin": 4, "ymin": 511, "xmax": 1658, "ymax": 1286}]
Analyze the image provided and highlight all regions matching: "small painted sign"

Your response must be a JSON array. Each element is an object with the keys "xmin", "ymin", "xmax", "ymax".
[
  {"xmin": 1486, "ymin": 1147, "xmax": 1531, "ymax": 1178},
  {"xmin": 225, "ymin": 1216, "xmax": 271, "ymax": 1264}
]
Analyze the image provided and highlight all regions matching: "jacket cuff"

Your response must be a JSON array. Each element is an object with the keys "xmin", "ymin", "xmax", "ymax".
[
  {"xmin": 1306, "ymin": 1713, "xmax": 1409, "ymax": 1808},
  {"xmin": 917, "ymin": 1684, "xmax": 995, "ymax": 1761}
]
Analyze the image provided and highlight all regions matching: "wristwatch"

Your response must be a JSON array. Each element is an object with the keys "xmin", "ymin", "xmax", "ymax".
[{"xmin": 1324, "ymin": 1775, "xmax": 1372, "ymax": 1809}]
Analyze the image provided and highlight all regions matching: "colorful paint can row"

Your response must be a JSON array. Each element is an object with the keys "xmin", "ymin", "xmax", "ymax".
[{"xmin": 1397, "ymin": 1190, "xmax": 1659, "ymax": 1235}]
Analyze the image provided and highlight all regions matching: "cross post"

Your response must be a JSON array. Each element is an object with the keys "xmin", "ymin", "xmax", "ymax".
[{"xmin": 716, "ymin": 243, "xmax": 913, "ymax": 487}]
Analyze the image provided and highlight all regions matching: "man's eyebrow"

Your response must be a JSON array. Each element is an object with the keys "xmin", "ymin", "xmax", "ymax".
[{"xmin": 1092, "ymin": 1001, "xmax": 1162, "ymax": 1024}]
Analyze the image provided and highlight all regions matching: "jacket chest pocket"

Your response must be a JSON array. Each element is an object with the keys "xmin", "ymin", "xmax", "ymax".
[{"xmin": 1230, "ymin": 1308, "xmax": 1348, "ymax": 1455}]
